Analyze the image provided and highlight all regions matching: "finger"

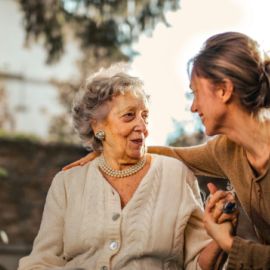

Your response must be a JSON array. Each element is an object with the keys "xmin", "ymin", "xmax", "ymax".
[
  {"xmin": 84, "ymin": 152, "xmax": 101, "ymax": 162},
  {"xmin": 79, "ymin": 152, "xmax": 100, "ymax": 166},
  {"xmin": 232, "ymin": 217, "xmax": 239, "ymax": 230},
  {"xmin": 214, "ymin": 196, "xmax": 236, "ymax": 210},
  {"xmin": 214, "ymin": 198, "xmax": 228, "ymax": 206},
  {"xmin": 217, "ymin": 212, "xmax": 239, "ymax": 224},
  {"xmin": 212, "ymin": 197, "xmax": 238, "ymax": 218},
  {"xmin": 207, "ymin": 196, "xmax": 232, "ymax": 218},
  {"xmin": 224, "ymin": 193, "xmax": 236, "ymax": 202},
  {"xmin": 205, "ymin": 203, "xmax": 217, "ymax": 217},
  {"xmin": 212, "ymin": 204, "xmax": 224, "ymax": 222},
  {"xmin": 208, "ymin": 190, "xmax": 231, "ymax": 209},
  {"xmin": 203, "ymin": 210, "xmax": 216, "ymax": 234},
  {"xmin": 205, "ymin": 200, "xmax": 212, "ymax": 213},
  {"xmin": 207, "ymin": 183, "xmax": 218, "ymax": 195},
  {"xmin": 62, "ymin": 152, "xmax": 101, "ymax": 171},
  {"xmin": 62, "ymin": 160, "xmax": 84, "ymax": 171}
]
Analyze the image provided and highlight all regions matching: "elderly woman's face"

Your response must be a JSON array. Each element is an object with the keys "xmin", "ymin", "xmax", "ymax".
[{"xmin": 98, "ymin": 90, "xmax": 149, "ymax": 161}]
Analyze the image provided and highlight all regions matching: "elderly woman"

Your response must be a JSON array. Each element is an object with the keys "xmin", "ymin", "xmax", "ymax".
[{"xmin": 19, "ymin": 64, "xmax": 230, "ymax": 270}]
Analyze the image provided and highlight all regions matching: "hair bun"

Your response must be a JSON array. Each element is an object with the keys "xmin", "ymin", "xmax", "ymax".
[{"xmin": 258, "ymin": 60, "xmax": 270, "ymax": 109}]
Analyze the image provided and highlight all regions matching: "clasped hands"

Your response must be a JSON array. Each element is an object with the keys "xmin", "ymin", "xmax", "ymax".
[{"xmin": 203, "ymin": 183, "xmax": 239, "ymax": 254}]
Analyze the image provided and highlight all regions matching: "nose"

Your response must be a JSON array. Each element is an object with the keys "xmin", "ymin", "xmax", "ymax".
[
  {"xmin": 134, "ymin": 115, "xmax": 147, "ymax": 133},
  {"xmin": 190, "ymin": 99, "xmax": 197, "ymax": 113}
]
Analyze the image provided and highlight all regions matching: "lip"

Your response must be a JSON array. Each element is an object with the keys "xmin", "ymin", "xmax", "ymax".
[
  {"xmin": 199, "ymin": 113, "xmax": 205, "ymax": 124},
  {"xmin": 131, "ymin": 138, "xmax": 144, "ymax": 146}
]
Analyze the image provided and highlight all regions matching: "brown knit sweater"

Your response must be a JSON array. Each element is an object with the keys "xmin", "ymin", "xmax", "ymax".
[{"xmin": 149, "ymin": 135, "xmax": 270, "ymax": 270}]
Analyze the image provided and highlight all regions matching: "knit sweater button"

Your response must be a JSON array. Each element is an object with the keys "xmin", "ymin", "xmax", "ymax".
[
  {"xmin": 112, "ymin": 213, "xmax": 120, "ymax": 221},
  {"xmin": 110, "ymin": 241, "xmax": 118, "ymax": 250},
  {"xmin": 100, "ymin": 267, "xmax": 107, "ymax": 270}
]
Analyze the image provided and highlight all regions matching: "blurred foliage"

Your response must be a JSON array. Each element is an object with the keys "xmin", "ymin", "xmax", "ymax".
[
  {"xmin": 17, "ymin": 0, "xmax": 181, "ymax": 144},
  {"xmin": 0, "ymin": 128, "xmax": 42, "ymax": 142},
  {"xmin": 169, "ymin": 130, "xmax": 207, "ymax": 147},
  {"xmin": 166, "ymin": 118, "xmax": 207, "ymax": 147},
  {"xmin": 0, "ymin": 167, "xmax": 8, "ymax": 177},
  {"xmin": 18, "ymin": 0, "xmax": 181, "ymax": 64}
]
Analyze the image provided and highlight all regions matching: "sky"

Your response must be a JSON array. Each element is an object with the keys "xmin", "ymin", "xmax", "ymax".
[
  {"xmin": 132, "ymin": 0, "xmax": 270, "ymax": 145},
  {"xmin": 1, "ymin": 0, "xmax": 270, "ymax": 145}
]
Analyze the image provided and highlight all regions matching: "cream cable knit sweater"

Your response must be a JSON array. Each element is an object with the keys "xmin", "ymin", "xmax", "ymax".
[{"xmin": 19, "ymin": 154, "xmax": 211, "ymax": 270}]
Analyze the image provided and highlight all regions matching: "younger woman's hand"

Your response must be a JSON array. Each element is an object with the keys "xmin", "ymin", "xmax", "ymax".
[
  {"xmin": 62, "ymin": 152, "xmax": 101, "ymax": 171},
  {"xmin": 207, "ymin": 183, "xmax": 239, "ymax": 227},
  {"xmin": 203, "ymin": 183, "xmax": 239, "ymax": 254}
]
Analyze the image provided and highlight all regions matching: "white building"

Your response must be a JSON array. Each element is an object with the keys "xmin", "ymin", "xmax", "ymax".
[{"xmin": 0, "ymin": 0, "xmax": 81, "ymax": 139}]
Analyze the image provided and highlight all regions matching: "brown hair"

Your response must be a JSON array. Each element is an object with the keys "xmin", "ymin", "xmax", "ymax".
[{"xmin": 188, "ymin": 32, "xmax": 270, "ymax": 115}]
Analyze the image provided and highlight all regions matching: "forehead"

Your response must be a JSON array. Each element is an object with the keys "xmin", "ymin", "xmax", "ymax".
[
  {"xmin": 111, "ymin": 91, "xmax": 149, "ymax": 113},
  {"xmin": 190, "ymin": 73, "xmax": 216, "ymax": 92}
]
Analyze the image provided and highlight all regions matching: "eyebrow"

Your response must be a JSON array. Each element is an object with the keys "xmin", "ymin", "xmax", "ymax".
[
  {"xmin": 119, "ymin": 106, "xmax": 149, "ymax": 114},
  {"xmin": 119, "ymin": 106, "xmax": 136, "ymax": 113}
]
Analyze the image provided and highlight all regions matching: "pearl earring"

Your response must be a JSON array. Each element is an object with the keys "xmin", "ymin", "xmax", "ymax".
[{"xmin": 96, "ymin": 130, "xmax": 105, "ymax": 140}]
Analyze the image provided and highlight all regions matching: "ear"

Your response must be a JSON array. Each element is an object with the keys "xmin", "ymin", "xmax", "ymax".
[
  {"xmin": 91, "ymin": 119, "xmax": 99, "ymax": 134},
  {"xmin": 221, "ymin": 79, "xmax": 234, "ymax": 103}
]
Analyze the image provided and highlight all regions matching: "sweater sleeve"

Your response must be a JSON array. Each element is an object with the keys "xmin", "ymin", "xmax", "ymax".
[
  {"xmin": 183, "ymin": 167, "xmax": 213, "ymax": 270},
  {"xmin": 148, "ymin": 135, "xmax": 227, "ymax": 178},
  {"xmin": 18, "ymin": 172, "xmax": 67, "ymax": 270},
  {"xmin": 227, "ymin": 237, "xmax": 270, "ymax": 270}
]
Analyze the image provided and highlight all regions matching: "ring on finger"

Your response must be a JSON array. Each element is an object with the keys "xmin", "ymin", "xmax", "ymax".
[{"xmin": 222, "ymin": 202, "xmax": 237, "ymax": 214}]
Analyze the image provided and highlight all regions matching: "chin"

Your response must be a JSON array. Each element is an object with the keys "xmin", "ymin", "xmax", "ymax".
[
  {"xmin": 205, "ymin": 128, "xmax": 217, "ymax": 137},
  {"xmin": 129, "ymin": 146, "xmax": 146, "ymax": 160}
]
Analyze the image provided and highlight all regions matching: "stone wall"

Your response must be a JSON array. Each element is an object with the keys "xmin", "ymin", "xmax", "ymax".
[
  {"xmin": 0, "ymin": 138, "xmax": 88, "ymax": 270},
  {"xmin": 0, "ymin": 138, "xmax": 257, "ymax": 270},
  {"xmin": 0, "ymin": 138, "xmax": 88, "ymax": 245}
]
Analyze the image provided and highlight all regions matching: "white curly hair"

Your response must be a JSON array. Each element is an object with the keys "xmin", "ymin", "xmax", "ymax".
[{"xmin": 72, "ymin": 62, "xmax": 150, "ymax": 152}]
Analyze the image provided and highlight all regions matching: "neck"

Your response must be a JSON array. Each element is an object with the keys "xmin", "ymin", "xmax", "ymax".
[
  {"xmin": 219, "ymin": 108, "xmax": 270, "ymax": 163},
  {"xmin": 102, "ymin": 148, "xmax": 146, "ymax": 170}
]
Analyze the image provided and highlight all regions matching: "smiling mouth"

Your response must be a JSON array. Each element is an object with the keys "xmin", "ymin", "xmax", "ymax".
[
  {"xmin": 131, "ymin": 138, "xmax": 143, "ymax": 145},
  {"xmin": 199, "ymin": 114, "xmax": 205, "ymax": 123}
]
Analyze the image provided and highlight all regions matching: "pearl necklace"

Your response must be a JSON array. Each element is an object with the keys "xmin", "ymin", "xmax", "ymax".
[{"xmin": 99, "ymin": 153, "xmax": 146, "ymax": 178}]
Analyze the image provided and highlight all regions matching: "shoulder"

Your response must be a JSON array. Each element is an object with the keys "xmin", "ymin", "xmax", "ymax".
[
  {"xmin": 149, "ymin": 154, "xmax": 202, "ymax": 206},
  {"xmin": 207, "ymin": 134, "xmax": 236, "ymax": 147},
  {"xmin": 151, "ymin": 153, "xmax": 188, "ymax": 168},
  {"xmin": 210, "ymin": 135, "xmax": 242, "ymax": 156},
  {"xmin": 51, "ymin": 157, "xmax": 99, "ymax": 191},
  {"xmin": 151, "ymin": 153, "xmax": 194, "ymax": 179}
]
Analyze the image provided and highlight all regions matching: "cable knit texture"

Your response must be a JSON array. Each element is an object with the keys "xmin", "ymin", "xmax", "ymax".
[
  {"xmin": 149, "ymin": 135, "xmax": 270, "ymax": 270},
  {"xmin": 18, "ymin": 154, "xmax": 211, "ymax": 270}
]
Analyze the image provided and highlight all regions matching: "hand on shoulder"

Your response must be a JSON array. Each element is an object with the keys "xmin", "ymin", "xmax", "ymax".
[{"xmin": 62, "ymin": 152, "xmax": 101, "ymax": 171}]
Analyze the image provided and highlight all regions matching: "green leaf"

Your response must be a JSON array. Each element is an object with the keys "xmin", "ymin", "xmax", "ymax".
[{"xmin": 0, "ymin": 167, "xmax": 8, "ymax": 177}]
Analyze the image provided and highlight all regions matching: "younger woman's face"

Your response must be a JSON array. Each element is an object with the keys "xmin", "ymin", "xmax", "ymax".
[{"xmin": 189, "ymin": 73, "xmax": 227, "ymax": 136}]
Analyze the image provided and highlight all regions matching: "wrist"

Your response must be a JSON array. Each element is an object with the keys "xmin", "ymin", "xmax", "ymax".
[{"xmin": 219, "ymin": 235, "xmax": 233, "ymax": 254}]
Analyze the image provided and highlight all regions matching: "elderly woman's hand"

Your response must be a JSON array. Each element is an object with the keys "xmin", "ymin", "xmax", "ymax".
[
  {"xmin": 203, "ymin": 183, "xmax": 239, "ymax": 254},
  {"xmin": 62, "ymin": 152, "xmax": 100, "ymax": 171}
]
